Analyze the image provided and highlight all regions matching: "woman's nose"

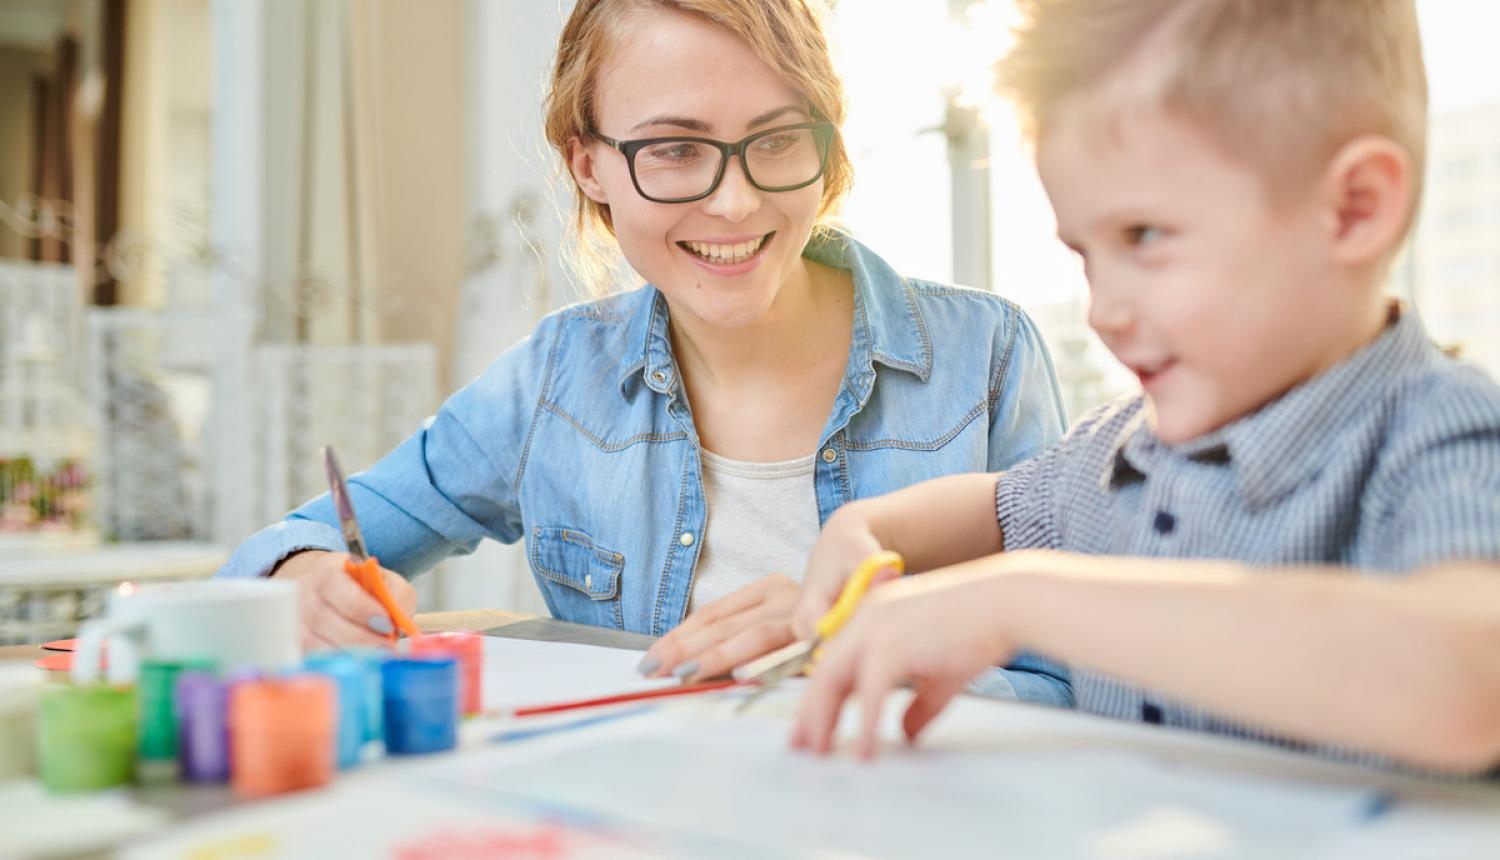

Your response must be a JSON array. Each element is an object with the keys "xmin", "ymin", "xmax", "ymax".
[{"xmin": 700, "ymin": 157, "xmax": 762, "ymax": 223}]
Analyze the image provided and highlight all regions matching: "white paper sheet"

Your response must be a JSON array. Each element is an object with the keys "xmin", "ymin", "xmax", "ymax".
[
  {"xmin": 479, "ymin": 636, "xmax": 677, "ymax": 713},
  {"xmin": 441, "ymin": 689, "xmax": 1389, "ymax": 860}
]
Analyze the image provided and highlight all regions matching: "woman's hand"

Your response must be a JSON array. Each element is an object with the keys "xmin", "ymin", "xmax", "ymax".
[
  {"xmin": 790, "ymin": 502, "xmax": 903, "ymax": 639},
  {"xmin": 791, "ymin": 565, "xmax": 1016, "ymax": 759},
  {"xmin": 638, "ymin": 574, "xmax": 802, "ymax": 682},
  {"xmin": 272, "ymin": 550, "xmax": 418, "ymax": 652}
]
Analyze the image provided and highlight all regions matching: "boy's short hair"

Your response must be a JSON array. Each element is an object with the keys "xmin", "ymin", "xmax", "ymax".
[{"xmin": 997, "ymin": 0, "xmax": 1428, "ymax": 225}]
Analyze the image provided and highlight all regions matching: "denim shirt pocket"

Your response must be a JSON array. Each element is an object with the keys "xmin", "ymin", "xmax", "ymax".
[{"xmin": 529, "ymin": 526, "xmax": 625, "ymax": 628}]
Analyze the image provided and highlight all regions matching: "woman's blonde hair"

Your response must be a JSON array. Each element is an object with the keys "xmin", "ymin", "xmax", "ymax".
[{"xmin": 544, "ymin": 0, "xmax": 852, "ymax": 294}]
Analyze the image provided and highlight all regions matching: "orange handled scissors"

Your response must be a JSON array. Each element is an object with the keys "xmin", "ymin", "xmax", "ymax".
[{"xmin": 323, "ymin": 446, "xmax": 422, "ymax": 642}]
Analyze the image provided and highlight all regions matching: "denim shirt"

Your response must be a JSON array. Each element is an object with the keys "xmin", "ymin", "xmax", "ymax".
[{"xmin": 218, "ymin": 229, "xmax": 1071, "ymax": 704}]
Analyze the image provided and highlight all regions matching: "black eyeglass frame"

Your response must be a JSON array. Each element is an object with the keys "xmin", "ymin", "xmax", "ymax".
[{"xmin": 591, "ymin": 121, "xmax": 838, "ymax": 204}]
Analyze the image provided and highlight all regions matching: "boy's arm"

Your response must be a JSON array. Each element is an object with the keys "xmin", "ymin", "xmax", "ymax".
[
  {"xmin": 791, "ymin": 469, "xmax": 1074, "ymax": 707},
  {"xmin": 789, "ymin": 419, "xmax": 1071, "ymax": 638},
  {"xmin": 796, "ymin": 551, "xmax": 1500, "ymax": 774},
  {"xmin": 999, "ymin": 554, "xmax": 1500, "ymax": 773},
  {"xmin": 853, "ymin": 473, "xmax": 1008, "ymax": 570},
  {"xmin": 788, "ymin": 472, "xmax": 1004, "ymax": 639}
]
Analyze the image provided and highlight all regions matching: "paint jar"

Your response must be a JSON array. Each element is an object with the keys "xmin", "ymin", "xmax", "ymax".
[
  {"xmin": 37, "ymin": 683, "xmax": 137, "ymax": 792},
  {"xmin": 229, "ymin": 675, "xmax": 335, "ymax": 798},
  {"xmin": 302, "ymin": 652, "xmax": 367, "ymax": 769},
  {"xmin": 381, "ymin": 657, "xmax": 458, "ymax": 755},
  {"xmin": 345, "ymin": 648, "xmax": 391, "ymax": 744},
  {"xmin": 175, "ymin": 671, "xmax": 230, "ymax": 783},
  {"xmin": 0, "ymin": 665, "xmax": 45, "ymax": 780},
  {"xmin": 407, "ymin": 632, "xmax": 483, "ymax": 715},
  {"xmin": 139, "ymin": 658, "xmax": 216, "ymax": 765}
]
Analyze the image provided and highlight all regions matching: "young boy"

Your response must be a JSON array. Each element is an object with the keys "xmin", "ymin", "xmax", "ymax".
[{"xmin": 787, "ymin": 0, "xmax": 1500, "ymax": 774}]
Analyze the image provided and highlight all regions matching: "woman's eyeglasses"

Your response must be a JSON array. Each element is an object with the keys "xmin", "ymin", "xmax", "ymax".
[{"xmin": 592, "ymin": 121, "xmax": 836, "ymax": 204}]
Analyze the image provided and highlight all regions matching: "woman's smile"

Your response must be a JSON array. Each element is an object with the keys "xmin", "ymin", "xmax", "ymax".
[{"xmin": 677, "ymin": 231, "xmax": 775, "ymax": 276}]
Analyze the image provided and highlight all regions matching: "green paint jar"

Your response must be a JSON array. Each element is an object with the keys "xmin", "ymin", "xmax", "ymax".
[
  {"xmin": 139, "ymin": 658, "xmax": 216, "ymax": 762},
  {"xmin": 37, "ymin": 683, "xmax": 138, "ymax": 792}
]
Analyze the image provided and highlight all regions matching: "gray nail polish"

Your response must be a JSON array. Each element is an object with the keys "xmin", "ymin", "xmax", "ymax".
[
  {"xmin": 368, "ymin": 615, "xmax": 393, "ymax": 634},
  {"xmin": 673, "ymin": 660, "xmax": 699, "ymax": 680},
  {"xmin": 636, "ymin": 654, "xmax": 661, "ymax": 675}
]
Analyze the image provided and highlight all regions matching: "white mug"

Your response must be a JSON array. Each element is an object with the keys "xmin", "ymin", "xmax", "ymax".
[{"xmin": 72, "ymin": 579, "xmax": 300, "ymax": 684}]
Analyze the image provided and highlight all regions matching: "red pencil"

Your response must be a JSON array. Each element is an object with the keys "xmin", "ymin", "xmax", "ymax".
[{"xmin": 486, "ymin": 678, "xmax": 744, "ymax": 719}]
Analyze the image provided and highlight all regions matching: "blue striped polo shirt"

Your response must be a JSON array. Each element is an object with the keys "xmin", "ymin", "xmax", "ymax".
[{"xmin": 995, "ymin": 303, "xmax": 1500, "ymax": 768}]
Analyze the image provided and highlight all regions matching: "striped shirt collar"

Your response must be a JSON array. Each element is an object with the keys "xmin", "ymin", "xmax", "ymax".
[{"xmin": 1112, "ymin": 302, "xmax": 1433, "ymax": 511}]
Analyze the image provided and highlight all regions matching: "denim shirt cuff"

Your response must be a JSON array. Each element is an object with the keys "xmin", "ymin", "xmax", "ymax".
[
  {"xmin": 968, "ymin": 664, "xmax": 1076, "ymax": 709},
  {"xmin": 967, "ymin": 667, "xmax": 1020, "ymax": 700},
  {"xmin": 215, "ymin": 519, "xmax": 346, "ymax": 579}
]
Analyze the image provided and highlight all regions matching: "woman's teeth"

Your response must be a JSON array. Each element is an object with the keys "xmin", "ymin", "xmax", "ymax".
[{"xmin": 682, "ymin": 234, "xmax": 769, "ymax": 265}]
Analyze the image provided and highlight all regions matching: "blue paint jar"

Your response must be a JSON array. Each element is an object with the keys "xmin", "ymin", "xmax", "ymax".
[
  {"xmin": 302, "ymin": 653, "xmax": 367, "ymax": 769},
  {"xmin": 381, "ymin": 657, "xmax": 458, "ymax": 755},
  {"xmin": 345, "ymin": 648, "xmax": 391, "ymax": 744}
]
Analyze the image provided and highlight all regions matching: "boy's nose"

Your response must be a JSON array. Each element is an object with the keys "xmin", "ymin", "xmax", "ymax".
[
  {"xmin": 701, "ymin": 157, "xmax": 762, "ymax": 223},
  {"xmin": 1087, "ymin": 284, "xmax": 1136, "ymax": 339}
]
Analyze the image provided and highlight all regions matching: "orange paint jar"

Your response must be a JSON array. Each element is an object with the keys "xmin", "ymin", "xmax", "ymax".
[
  {"xmin": 407, "ymin": 632, "xmax": 483, "ymax": 716},
  {"xmin": 229, "ymin": 675, "xmax": 335, "ymax": 798}
]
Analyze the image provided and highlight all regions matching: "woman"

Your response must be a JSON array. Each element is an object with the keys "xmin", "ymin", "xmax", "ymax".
[{"xmin": 217, "ymin": 0, "xmax": 1068, "ymax": 702}]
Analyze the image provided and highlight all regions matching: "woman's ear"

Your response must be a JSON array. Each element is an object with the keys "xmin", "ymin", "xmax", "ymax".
[
  {"xmin": 568, "ymin": 137, "xmax": 611, "ymax": 205},
  {"xmin": 1320, "ymin": 135, "xmax": 1414, "ymax": 268}
]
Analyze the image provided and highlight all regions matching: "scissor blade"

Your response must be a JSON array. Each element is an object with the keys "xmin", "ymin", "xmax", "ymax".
[
  {"xmin": 735, "ymin": 648, "xmax": 814, "ymax": 715},
  {"xmin": 733, "ymin": 639, "xmax": 814, "ymax": 684},
  {"xmin": 322, "ymin": 446, "xmax": 369, "ymax": 561}
]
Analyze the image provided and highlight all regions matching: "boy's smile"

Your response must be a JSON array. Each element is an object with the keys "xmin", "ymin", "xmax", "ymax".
[{"xmin": 1037, "ymin": 100, "xmax": 1390, "ymax": 445}]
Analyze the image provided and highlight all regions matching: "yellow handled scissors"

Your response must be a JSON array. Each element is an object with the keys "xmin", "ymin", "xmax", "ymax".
[{"xmin": 732, "ymin": 550, "xmax": 904, "ymax": 713}]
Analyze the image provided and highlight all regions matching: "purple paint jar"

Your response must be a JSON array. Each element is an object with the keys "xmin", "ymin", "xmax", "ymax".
[{"xmin": 175, "ymin": 671, "xmax": 230, "ymax": 782}]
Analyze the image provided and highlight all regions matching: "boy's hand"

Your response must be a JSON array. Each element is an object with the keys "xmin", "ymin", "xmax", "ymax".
[
  {"xmin": 638, "ymin": 574, "xmax": 801, "ymax": 681},
  {"xmin": 790, "ymin": 567, "xmax": 1015, "ymax": 759},
  {"xmin": 272, "ymin": 550, "xmax": 417, "ymax": 652},
  {"xmin": 790, "ymin": 503, "xmax": 902, "ymax": 639}
]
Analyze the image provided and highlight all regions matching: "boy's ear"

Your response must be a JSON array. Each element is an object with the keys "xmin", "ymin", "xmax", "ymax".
[
  {"xmin": 1320, "ymin": 135, "xmax": 1414, "ymax": 267},
  {"xmin": 567, "ymin": 137, "xmax": 611, "ymax": 206}
]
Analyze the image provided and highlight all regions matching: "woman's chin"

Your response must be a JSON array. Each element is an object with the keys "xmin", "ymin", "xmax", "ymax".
[{"xmin": 664, "ymin": 286, "xmax": 781, "ymax": 331}]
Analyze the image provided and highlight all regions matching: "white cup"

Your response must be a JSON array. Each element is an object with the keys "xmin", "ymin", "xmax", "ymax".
[{"xmin": 72, "ymin": 579, "xmax": 300, "ymax": 684}]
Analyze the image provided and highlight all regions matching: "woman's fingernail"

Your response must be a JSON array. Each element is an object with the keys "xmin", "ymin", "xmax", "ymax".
[
  {"xmin": 368, "ymin": 615, "xmax": 394, "ymax": 634},
  {"xmin": 673, "ymin": 660, "xmax": 699, "ymax": 680},
  {"xmin": 636, "ymin": 654, "xmax": 661, "ymax": 675}
]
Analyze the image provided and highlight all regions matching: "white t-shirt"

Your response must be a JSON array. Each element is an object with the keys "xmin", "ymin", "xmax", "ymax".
[{"xmin": 686, "ymin": 449, "xmax": 820, "ymax": 613}]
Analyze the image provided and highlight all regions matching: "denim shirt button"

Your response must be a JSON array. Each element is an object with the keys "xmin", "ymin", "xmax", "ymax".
[
  {"xmin": 821, "ymin": 448, "xmax": 838, "ymax": 464},
  {"xmin": 585, "ymin": 574, "xmax": 593, "ymax": 590},
  {"xmin": 679, "ymin": 531, "xmax": 695, "ymax": 547},
  {"xmin": 651, "ymin": 370, "xmax": 668, "ymax": 384}
]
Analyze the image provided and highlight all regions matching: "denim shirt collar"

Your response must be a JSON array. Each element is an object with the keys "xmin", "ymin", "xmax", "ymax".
[
  {"xmin": 1110, "ymin": 302, "xmax": 1429, "ymax": 511},
  {"xmin": 615, "ymin": 228, "xmax": 933, "ymax": 399}
]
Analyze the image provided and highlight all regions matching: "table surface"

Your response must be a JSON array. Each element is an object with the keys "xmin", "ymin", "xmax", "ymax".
[{"xmin": 9, "ymin": 610, "xmax": 1500, "ymax": 859}]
